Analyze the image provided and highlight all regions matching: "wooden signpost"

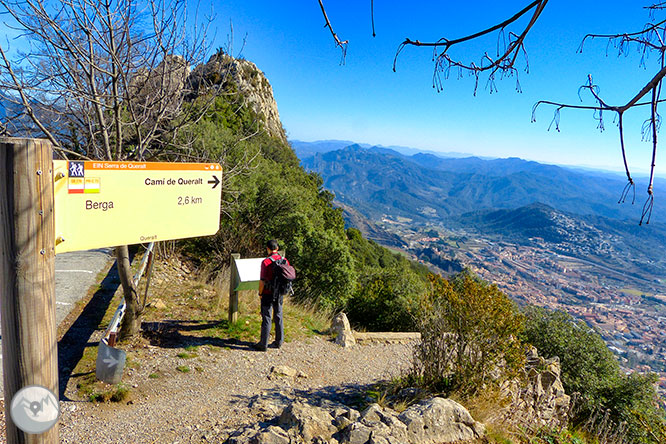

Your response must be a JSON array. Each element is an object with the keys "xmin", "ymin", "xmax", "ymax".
[{"xmin": 0, "ymin": 138, "xmax": 59, "ymax": 444}]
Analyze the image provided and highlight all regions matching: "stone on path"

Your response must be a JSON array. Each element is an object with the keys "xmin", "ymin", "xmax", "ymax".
[{"xmin": 331, "ymin": 312, "xmax": 356, "ymax": 347}]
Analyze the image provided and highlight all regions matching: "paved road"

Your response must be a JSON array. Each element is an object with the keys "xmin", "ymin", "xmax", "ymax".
[
  {"xmin": 53, "ymin": 249, "xmax": 114, "ymax": 325},
  {"xmin": 0, "ymin": 249, "xmax": 114, "ymax": 397}
]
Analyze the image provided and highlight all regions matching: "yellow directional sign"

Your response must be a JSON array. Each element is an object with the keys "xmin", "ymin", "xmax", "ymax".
[{"xmin": 53, "ymin": 160, "xmax": 222, "ymax": 254}]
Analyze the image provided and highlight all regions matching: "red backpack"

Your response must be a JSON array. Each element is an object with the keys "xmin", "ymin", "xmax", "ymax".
[{"xmin": 269, "ymin": 256, "xmax": 296, "ymax": 301}]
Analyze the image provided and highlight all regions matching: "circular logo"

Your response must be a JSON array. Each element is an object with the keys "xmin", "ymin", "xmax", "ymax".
[{"xmin": 10, "ymin": 385, "xmax": 60, "ymax": 434}]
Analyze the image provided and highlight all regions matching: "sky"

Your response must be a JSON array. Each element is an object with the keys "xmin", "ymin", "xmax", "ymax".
[
  {"xmin": 202, "ymin": 0, "xmax": 666, "ymax": 177},
  {"xmin": 1, "ymin": 1, "xmax": 663, "ymax": 176}
]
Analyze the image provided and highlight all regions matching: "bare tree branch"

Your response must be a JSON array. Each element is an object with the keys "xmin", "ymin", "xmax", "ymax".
[
  {"xmin": 317, "ymin": 0, "xmax": 348, "ymax": 64},
  {"xmin": 0, "ymin": 44, "xmax": 62, "ymax": 149},
  {"xmin": 393, "ymin": 0, "xmax": 548, "ymax": 93},
  {"xmin": 640, "ymin": 83, "xmax": 660, "ymax": 225},
  {"xmin": 530, "ymin": 4, "xmax": 666, "ymax": 222},
  {"xmin": 370, "ymin": 0, "xmax": 376, "ymax": 38}
]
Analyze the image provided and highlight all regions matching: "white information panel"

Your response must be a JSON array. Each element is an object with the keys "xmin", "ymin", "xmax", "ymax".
[{"xmin": 234, "ymin": 258, "xmax": 264, "ymax": 291}]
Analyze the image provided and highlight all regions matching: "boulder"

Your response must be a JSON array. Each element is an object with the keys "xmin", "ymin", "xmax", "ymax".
[
  {"xmin": 278, "ymin": 402, "xmax": 338, "ymax": 442},
  {"xmin": 398, "ymin": 398, "xmax": 485, "ymax": 444},
  {"xmin": 339, "ymin": 400, "xmax": 480, "ymax": 444},
  {"xmin": 343, "ymin": 423, "xmax": 374, "ymax": 444},
  {"xmin": 360, "ymin": 404, "xmax": 406, "ymax": 437},
  {"xmin": 251, "ymin": 426, "xmax": 290, "ymax": 444},
  {"xmin": 249, "ymin": 393, "xmax": 292, "ymax": 418},
  {"xmin": 331, "ymin": 312, "xmax": 356, "ymax": 347}
]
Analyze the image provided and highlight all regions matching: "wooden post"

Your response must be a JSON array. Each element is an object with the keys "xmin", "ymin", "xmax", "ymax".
[
  {"xmin": 0, "ymin": 138, "xmax": 58, "ymax": 443},
  {"xmin": 228, "ymin": 253, "xmax": 240, "ymax": 324}
]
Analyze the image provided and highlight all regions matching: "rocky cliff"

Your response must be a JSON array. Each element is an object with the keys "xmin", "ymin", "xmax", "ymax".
[
  {"xmin": 492, "ymin": 345, "xmax": 571, "ymax": 431},
  {"xmin": 188, "ymin": 52, "xmax": 288, "ymax": 144}
]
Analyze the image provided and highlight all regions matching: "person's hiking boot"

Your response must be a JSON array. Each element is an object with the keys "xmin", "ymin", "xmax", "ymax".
[
  {"xmin": 252, "ymin": 343, "xmax": 267, "ymax": 352},
  {"xmin": 268, "ymin": 341, "xmax": 282, "ymax": 349}
]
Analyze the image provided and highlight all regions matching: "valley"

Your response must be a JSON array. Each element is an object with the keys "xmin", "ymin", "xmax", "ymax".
[
  {"xmin": 374, "ymin": 209, "xmax": 666, "ymax": 398},
  {"xmin": 294, "ymin": 139, "xmax": 666, "ymax": 399}
]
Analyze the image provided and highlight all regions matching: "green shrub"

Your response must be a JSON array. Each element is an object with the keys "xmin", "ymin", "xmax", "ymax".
[
  {"xmin": 346, "ymin": 264, "xmax": 428, "ymax": 331},
  {"xmin": 410, "ymin": 271, "xmax": 525, "ymax": 396}
]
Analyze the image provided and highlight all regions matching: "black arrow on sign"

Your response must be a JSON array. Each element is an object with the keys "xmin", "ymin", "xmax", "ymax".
[{"xmin": 208, "ymin": 175, "xmax": 220, "ymax": 189}]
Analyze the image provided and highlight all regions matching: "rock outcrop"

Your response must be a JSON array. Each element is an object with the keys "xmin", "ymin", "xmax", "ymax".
[
  {"xmin": 188, "ymin": 52, "xmax": 287, "ymax": 143},
  {"xmin": 397, "ymin": 398, "xmax": 486, "ymax": 444},
  {"xmin": 331, "ymin": 313, "xmax": 356, "ymax": 347},
  {"xmin": 493, "ymin": 345, "xmax": 571, "ymax": 430},
  {"xmin": 228, "ymin": 397, "xmax": 485, "ymax": 444}
]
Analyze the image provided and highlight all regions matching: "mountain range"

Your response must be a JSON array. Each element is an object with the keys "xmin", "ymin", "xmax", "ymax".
[
  {"xmin": 297, "ymin": 142, "xmax": 665, "ymax": 223},
  {"xmin": 290, "ymin": 139, "xmax": 476, "ymax": 161}
]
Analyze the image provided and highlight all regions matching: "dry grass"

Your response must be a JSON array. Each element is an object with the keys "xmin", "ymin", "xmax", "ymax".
[
  {"xmin": 140, "ymin": 256, "xmax": 331, "ymax": 344},
  {"xmin": 457, "ymin": 387, "xmax": 510, "ymax": 425}
]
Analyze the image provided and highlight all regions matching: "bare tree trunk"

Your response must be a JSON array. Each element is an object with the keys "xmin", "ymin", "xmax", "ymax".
[{"xmin": 116, "ymin": 245, "xmax": 141, "ymax": 339}]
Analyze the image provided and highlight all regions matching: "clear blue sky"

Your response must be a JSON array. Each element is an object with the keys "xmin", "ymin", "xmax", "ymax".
[
  {"xmin": 207, "ymin": 1, "xmax": 666, "ymax": 177},
  {"xmin": 3, "ymin": 1, "xmax": 659, "ymax": 175}
]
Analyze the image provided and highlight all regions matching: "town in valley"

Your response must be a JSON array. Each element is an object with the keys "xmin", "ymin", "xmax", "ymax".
[{"xmin": 374, "ymin": 213, "xmax": 666, "ymax": 399}]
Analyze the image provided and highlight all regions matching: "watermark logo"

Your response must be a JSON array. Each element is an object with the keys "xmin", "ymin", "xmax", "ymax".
[{"xmin": 10, "ymin": 385, "xmax": 60, "ymax": 434}]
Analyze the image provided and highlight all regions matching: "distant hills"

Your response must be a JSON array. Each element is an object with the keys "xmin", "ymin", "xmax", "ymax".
[
  {"xmin": 297, "ymin": 142, "xmax": 664, "ymax": 223},
  {"xmin": 290, "ymin": 139, "xmax": 475, "ymax": 161},
  {"xmin": 457, "ymin": 202, "xmax": 585, "ymax": 244}
]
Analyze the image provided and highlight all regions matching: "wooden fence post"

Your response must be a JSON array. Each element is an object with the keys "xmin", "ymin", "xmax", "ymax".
[
  {"xmin": 228, "ymin": 253, "xmax": 240, "ymax": 324},
  {"xmin": 0, "ymin": 138, "xmax": 58, "ymax": 443}
]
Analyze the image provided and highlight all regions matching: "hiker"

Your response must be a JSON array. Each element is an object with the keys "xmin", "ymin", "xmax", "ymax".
[{"xmin": 254, "ymin": 239, "xmax": 295, "ymax": 351}]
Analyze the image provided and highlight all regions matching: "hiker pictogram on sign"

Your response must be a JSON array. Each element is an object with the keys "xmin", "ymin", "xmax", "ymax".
[{"xmin": 69, "ymin": 161, "xmax": 84, "ymax": 177}]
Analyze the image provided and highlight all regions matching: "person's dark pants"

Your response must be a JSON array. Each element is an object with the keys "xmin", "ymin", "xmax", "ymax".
[{"xmin": 259, "ymin": 294, "xmax": 283, "ymax": 348}]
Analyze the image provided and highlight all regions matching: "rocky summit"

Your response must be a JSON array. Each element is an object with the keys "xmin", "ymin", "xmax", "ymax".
[{"xmin": 188, "ymin": 52, "xmax": 287, "ymax": 143}]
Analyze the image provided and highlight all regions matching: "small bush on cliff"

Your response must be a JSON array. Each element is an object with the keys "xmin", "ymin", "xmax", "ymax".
[
  {"xmin": 410, "ymin": 272, "xmax": 525, "ymax": 396},
  {"xmin": 523, "ymin": 306, "xmax": 666, "ymax": 444}
]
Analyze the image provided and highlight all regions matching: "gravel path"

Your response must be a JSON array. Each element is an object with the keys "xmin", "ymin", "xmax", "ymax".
[{"xmin": 57, "ymin": 337, "xmax": 413, "ymax": 444}]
